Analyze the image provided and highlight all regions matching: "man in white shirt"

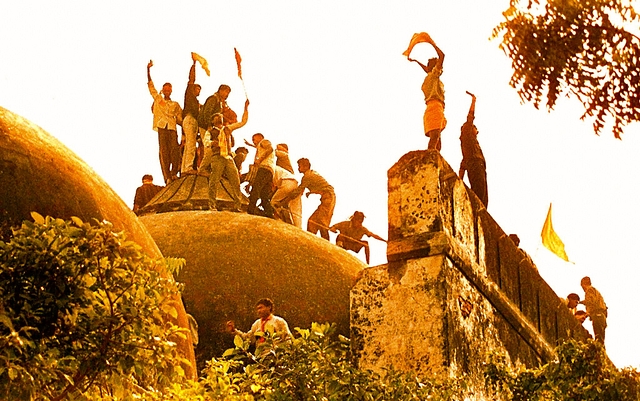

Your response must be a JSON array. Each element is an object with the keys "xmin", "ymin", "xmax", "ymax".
[
  {"xmin": 147, "ymin": 60, "xmax": 183, "ymax": 184},
  {"xmin": 226, "ymin": 298, "xmax": 292, "ymax": 350}
]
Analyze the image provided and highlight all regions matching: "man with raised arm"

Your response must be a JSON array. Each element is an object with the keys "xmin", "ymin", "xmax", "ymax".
[
  {"xmin": 404, "ymin": 32, "xmax": 446, "ymax": 151},
  {"xmin": 202, "ymin": 99, "xmax": 249, "ymax": 211},
  {"xmin": 458, "ymin": 91, "xmax": 488, "ymax": 207},
  {"xmin": 181, "ymin": 54, "xmax": 202, "ymax": 175},
  {"xmin": 147, "ymin": 60, "xmax": 183, "ymax": 183}
]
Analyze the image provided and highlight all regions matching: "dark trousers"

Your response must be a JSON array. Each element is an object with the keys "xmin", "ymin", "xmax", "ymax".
[
  {"xmin": 158, "ymin": 128, "xmax": 181, "ymax": 183},
  {"xmin": 467, "ymin": 159, "xmax": 488, "ymax": 207},
  {"xmin": 247, "ymin": 167, "xmax": 274, "ymax": 218}
]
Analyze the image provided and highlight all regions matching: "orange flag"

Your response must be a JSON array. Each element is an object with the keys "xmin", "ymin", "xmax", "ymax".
[
  {"xmin": 402, "ymin": 32, "xmax": 434, "ymax": 58},
  {"xmin": 541, "ymin": 203, "xmax": 570, "ymax": 262},
  {"xmin": 234, "ymin": 48, "xmax": 243, "ymax": 80}
]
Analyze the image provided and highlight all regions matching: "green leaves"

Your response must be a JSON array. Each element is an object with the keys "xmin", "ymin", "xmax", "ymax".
[
  {"xmin": 0, "ymin": 215, "xmax": 189, "ymax": 400},
  {"xmin": 494, "ymin": 0, "xmax": 640, "ymax": 138},
  {"xmin": 485, "ymin": 339, "xmax": 640, "ymax": 400}
]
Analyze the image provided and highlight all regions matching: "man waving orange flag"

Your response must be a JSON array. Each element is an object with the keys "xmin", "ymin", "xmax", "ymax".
[{"xmin": 541, "ymin": 203, "xmax": 570, "ymax": 262}]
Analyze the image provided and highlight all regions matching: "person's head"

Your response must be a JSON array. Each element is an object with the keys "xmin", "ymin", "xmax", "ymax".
[
  {"xmin": 162, "ymin": 83, "xmax": 172, "ymax": 98},
  {"xmin": 297, "ymin": 158, "xmax": 311, "ymax": 174},
  {"xmin": 575, "ymin": 310, "xmax": 588, "ymax": 323},
  {"xmin": 194, "ymin": 83, "xmax": 201, "ymax": 97},
  {"xmin": 234, "ymin": 147, "xmax": 249, "ymax": 163},
  {"xmin": 426, "ymin": 57, "xmax": 438, "ymax": 72},
  {"xmin": 256, "ymin": 298, "xmax": 274, "ymax": 319},
  {"xmin": 252, "ymin": 133, "xmax": 264, "ymax": 146},
  {"xmin": 218, "ymin": 84, "xmax": 231, "ymax": 100},
  {"xmin": 142, "ymin": 174, "xmax": 153, "ymax": 184},
  {"xmin": 508, "ymin": 234, "xmax": 520, "ymax": 247},
  {"xmin": 276, "ymin": 143, "xmax": 289, "ymax": 153},
  {"xmin": 567, "ymin": 293, "xmax": 580, "ymax": 309},
  {"xmin": 351, "ymin": 211, "xmax": 365, "ymax": 225},
  {"xmin": 211, "ymin": 113, "xmax": 224, "ymax": 128},
  {"xmin": 223, "ymin": 107, "xmax": 238, "ymax": 124},
  {"xmin": 580, "ymin": 276, "xmax": 592, "ymax": 291}
]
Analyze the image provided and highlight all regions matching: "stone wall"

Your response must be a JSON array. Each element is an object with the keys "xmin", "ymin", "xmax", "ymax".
[{"xmin": 351, "ymin": 150, "xmax": 588, "ymax": 381}]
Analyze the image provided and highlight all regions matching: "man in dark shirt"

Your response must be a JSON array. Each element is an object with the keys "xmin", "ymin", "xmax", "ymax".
[
  {"xmin": 133, "ymin": 174, "xmax": 164, "ymax": 214},
  {"xmin": 198, "ymin": 84, "xmax": 231, "ymax": 132},
  {"xmin": 458, "ymin": 91, "xmax": 488, "ymax": 207},
  {"xmin": 181, "ymin": 54, "xmax": 202, "ymax": 174}
]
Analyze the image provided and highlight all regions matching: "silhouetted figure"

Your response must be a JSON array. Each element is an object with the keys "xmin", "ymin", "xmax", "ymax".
[
  {"xmin": 405, "ymin": 32, "xmax": 446, "ymax": 151},
  {"xmin": 330, "ymin": 211, "xmax": 386, "ymax": 264},
  {"xmin": 181, "ymin": 54, "xmax": 202, "ymax": 175},
  {"xmin": 247, "ymin": 133, "xmax": 276, "ymax": 218},
  {"xmin": 284, "ymin": 158, "xmax": 335, "ymax": 240},
  {"xmin": 133, "ymin": 174, "xmax": 163, "ymax": 214},
  {"xmin": 226, "ymin": 298, "xmax": 292, "ymax": 353},
  {"xmin": 459, "ymin": 91, "xmax": 487, "ymax": 207},
  {"xmin": 580, "ymin": 276, "xmax": 608, "ymax": 345},
  {"xmin": 147, "ymin": 60, "xmax": 183, "ymax": 183}
]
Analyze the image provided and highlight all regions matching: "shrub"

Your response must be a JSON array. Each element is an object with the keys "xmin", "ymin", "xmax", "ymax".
[{"xmin": 0, "ymin": 213, "xmax": 188, "ymax": 400}]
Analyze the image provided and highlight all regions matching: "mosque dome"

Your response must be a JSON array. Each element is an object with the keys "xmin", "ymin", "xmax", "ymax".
[
  {"xmin": 140, "ymin": 210, "xmax": 366, "ymax": 365},
  {"xmin": 0, "ymin": 106, "xmax": 196, "ymax": 377}
]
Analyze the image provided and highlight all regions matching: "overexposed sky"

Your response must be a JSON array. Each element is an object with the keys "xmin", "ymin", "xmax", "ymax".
[{"xmin": 2, "ymin": 1, "xmax": 639, "ymax": 368}]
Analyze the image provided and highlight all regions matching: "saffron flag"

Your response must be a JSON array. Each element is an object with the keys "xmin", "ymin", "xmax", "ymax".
[
  {"xmin": 402, "ymin": 32, "xmax": 433, "ymax": 58},
  {"xmin": 191, "ymin": 52, "xmax": 210, "ymax": 76},
  {"xmin": 541, "ymin": 203, "xmax": 570, "ymax": 262},
  {"xmin": 234, "ymin": 48, "xmax": 243, "ymax": 80}
]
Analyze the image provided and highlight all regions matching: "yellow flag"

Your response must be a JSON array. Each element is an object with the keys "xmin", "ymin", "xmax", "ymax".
[
  {"xmin": 402, "ymin": 32, "xmax": 433, "ymax": 58},
  {"xmin": 541, "ymin": 203, "xmax": 569, "ymax": 262},
  {"xmin": 191, "ymin": 52, "xmax": 210, "ymax": 76}
]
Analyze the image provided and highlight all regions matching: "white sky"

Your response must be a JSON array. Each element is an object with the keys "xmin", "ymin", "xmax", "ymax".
[{"xmin": 2, "ymin": 1, "xmax": 639, "ymax": 369}]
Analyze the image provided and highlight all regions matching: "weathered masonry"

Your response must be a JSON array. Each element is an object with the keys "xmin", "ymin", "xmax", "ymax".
[{"xmin": 350, "ymin": 150, "xmax": 587, "ymax": 380}]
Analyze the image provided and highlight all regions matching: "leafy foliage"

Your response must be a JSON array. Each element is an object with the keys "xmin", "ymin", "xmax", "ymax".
[
  {"xmin": 493, "ymin": 0, "xmax": 640, "ymax": 138},
  {"xmin": 185, "ymin": 322, "xmax": 466, "ymax": 401},
  {"xmin": 485, "ymin": 339, "xmax": 640, "ymax": 400},
  {"xmin": 0, "ymin": 213, "xmax": 189, "ymax": 400}
]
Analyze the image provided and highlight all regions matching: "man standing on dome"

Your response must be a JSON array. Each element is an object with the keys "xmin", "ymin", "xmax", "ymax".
[
  {"xmin": 284, "ymin": 158, "xmax": 335, "ymax": 240},
  {"xmin": 147, "ymin": 60, "xmax": 183, "ymax": 184},
  {"xmin": 247, "ymin": 133, "xmax": 276, "ymax": 218},
  {"xmin": 181, "ymin": 53, "xmax": 202, "ymax": 175},
  {"xmin": 202, "ymin": 99, "xmax": 249, "ymax": 211}
]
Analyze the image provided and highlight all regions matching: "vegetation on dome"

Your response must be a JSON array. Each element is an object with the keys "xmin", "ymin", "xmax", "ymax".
[{"xmin": 1, "ymin": 215, "xmax": 639, "ymax": 400}]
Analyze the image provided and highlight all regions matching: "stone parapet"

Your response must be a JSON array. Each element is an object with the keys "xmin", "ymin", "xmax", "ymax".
[{"xmin": 351, "ymin": 150, "xmax": 588, "ymax": 381}]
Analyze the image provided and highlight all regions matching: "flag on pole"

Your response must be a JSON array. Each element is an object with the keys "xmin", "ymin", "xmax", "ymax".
[
  {"xmin": 402, "ymin": 32, "xmax": 434, "ymax": 58},
  {"xmin": 191, "ymin": 52, "xmax": 210, "ymax": 76},
  {"xmin": 234, "ymin": 48, "xmax": 243, "ymax": 80},
  {"xmin": 541, "ymin": 203, "xmax": 570, "ymax": 262}
]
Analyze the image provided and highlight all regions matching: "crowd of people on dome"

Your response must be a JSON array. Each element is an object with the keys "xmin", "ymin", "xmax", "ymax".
[{"xmin": 136, "ymin": 52, "xmax": 387, "ymax": 264}]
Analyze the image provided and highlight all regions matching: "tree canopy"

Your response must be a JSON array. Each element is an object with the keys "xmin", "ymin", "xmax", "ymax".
[{"xmin": 493, "ymin": 0, "xmax": 640, "ymax": 138}]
